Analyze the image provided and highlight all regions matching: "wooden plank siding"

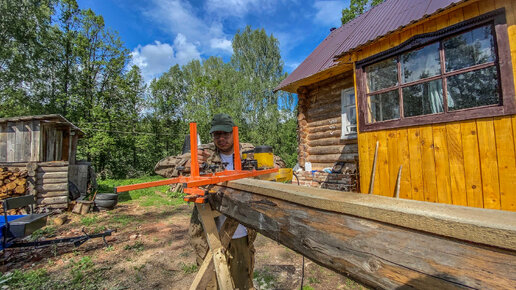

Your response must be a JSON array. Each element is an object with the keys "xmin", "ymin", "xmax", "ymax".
[{"xmin": 355, "ymin": 0, "xmax": 516, "ymax": 211}]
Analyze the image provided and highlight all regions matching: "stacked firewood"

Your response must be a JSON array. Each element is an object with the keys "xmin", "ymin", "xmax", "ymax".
[{"xmin": 0, "ymin": 167, "xmax": 28, "ymax": 200}]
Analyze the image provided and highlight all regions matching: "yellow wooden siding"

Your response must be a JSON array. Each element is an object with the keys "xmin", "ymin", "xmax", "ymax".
[{"xmin": 356, "ymin": 0, "xmax": 516, "ymax": 211}]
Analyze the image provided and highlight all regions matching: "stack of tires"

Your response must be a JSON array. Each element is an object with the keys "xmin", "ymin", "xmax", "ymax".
[{"xmin": 94, "ymin": 193, "xmax": 118, "ymax": 211}]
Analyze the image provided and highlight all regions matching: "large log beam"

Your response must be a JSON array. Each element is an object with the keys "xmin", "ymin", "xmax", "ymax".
[{"xmin": 209, "ymin": 180, "xmax": 516, "ymax": 289}]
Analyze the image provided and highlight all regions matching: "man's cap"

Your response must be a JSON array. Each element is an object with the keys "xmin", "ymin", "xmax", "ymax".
[{"xmin": 210, "ymin": 114, "xmax": 235, "ymax": 133}]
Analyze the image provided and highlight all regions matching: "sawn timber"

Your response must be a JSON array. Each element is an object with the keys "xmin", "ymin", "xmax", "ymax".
[{"xmin": 209, "ymin": 179, "xmax": 516, "ymax": 289}]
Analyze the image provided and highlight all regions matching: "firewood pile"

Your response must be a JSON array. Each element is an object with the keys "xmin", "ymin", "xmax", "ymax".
[{"xmin": 0, "ymin": 167, "xmax": 28, "ymax": 201}]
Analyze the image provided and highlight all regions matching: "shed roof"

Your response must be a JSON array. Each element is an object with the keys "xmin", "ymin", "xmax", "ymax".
[
  {"xmin": 276, "ymin": 0, "xmax": 468, "ymax": 93},
  {"xmin": 0, "ymin": 114, "xmax": 85, "ymax": 135}
]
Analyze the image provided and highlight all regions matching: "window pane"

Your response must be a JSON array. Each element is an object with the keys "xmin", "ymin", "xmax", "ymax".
[
  {"xmin": 366, "ymin": 57, "xmax": 398, "ymax": 92},
  {"xmin": 368, "ymin": 90, "xmax": 400, "ymax": 122},
  {"xmin": 447, "ymin": 66, "xmax": 499, "ymax": 111},
  {"xmin": 401, "ymin": 43, "xmax": 441, "ymax": 83},
  {"xmin": 403, "ymin": 80, "xmax": 444, "ymax": 117},
  {"xmin": 444, "ymin": 25, "xmax": 495, "ymax": 72}
]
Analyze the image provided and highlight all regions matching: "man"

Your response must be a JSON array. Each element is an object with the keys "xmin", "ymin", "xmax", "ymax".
[{"xmin": 154, "ymin": 113, "xmax": 285, "ymax": 289}]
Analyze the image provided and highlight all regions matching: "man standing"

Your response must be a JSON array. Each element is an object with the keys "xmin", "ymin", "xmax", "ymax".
[{"xmin": 155, "ymin": 113, "xmax": 284, "ymax": 289}]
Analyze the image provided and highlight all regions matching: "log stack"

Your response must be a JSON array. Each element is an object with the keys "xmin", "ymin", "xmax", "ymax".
[{"xmin": 0, "ymin": 167, "xmax": 28, "ymax": 199}]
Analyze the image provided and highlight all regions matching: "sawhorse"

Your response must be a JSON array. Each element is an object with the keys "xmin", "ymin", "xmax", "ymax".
[{"xmin": 190, "ymin": 203, "xmax": 239, "ymax": 290}]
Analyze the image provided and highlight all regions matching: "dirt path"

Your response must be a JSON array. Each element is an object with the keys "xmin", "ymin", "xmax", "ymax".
[{"xmin": 1, "ymin": 199, "xmax": 366, "ymax": 289}]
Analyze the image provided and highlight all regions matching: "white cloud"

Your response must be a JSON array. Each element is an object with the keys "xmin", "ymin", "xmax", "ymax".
[
  {"xmin": 205, "ymin": 0, "xmax": 261, "ymax": 17},
  {"xmin": 130, "ymin": 34, "xmax": 201, "ymax": 82},
  {"xmin": 313, "ymin": 1, "xmax": 345, "ymax": 27},
  {"xmin": 210, "ymin": 38, "xmax": 233, "ymax": 53}
]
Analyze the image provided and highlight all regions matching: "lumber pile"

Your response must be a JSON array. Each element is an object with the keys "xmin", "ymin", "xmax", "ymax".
[{"xmin": 210, "ymin": 179, "xmax": 516, "ymax": 289}]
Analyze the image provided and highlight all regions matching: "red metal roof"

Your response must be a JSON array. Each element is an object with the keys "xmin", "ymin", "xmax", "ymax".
[{"xmin": 276, "ymin": 0, "xmax": 468, "ymax": 92}]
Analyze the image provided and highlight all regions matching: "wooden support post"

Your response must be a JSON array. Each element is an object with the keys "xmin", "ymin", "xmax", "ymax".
[
  {"xmin": 190, "ymin": 217, "xmax": 239, "ymax": 290},
  {"xmin": 195, "ymin": 203, "xmax": 235, "ymax": 290},
  {"xmin": 369, "ymin": 141, "xmax": 379, "ymax": 194}
]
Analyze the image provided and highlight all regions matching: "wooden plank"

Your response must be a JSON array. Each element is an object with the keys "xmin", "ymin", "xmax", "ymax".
[
  {"xmin": 477, "ymin": 118, "xmax": 501, "ymax": 209},
  {"xmin": 494, "ymin": 117, "xmax": 516, "ymax": 211},
  {"xmin": 386, "ymin": 130, "xmax": 399, "ymax": 197},
  {"xmin": 446, "ymin": 6, "xmax": 463, "ymax": 27},
  {"xmin": 407, "ymin": 127, "xmax": 424, "ymax": 201},
  {"xmin": 47, "ymin": 127, "xmax": 55, "ymax": 161},
  {"xmin": 31, "ymin": 121, "xmax": 41, "ymax": 162},
  {"xmin": 396, "ymin": 129, "xmax": 411, "ymax": 199},
  {"xmin": 23, "ymin": 122, "xmax": 32, "ymax": 162},
  {"xmin": 212, "ymin": 183, "xmax": 516, "ymax": 288},
  {"xmin": 462, "ymin": 1, "xmax": 479, "ymax": 20},
  {"xmin": 376, "ymin": 131, "xmax": 389, "ymax": 196},
  {"xmin": 70, "ymin": 134, "xmax": 78, "ymax": 165},
  {"xmin": 460, "ymin": 120, "xmax": 484, "ymax": 208},
  {"xmin": 432, "ymin": 124, "xmax": 452, "ymax": 204},
  {"xmin": 37, "ymin": 171, "xmax": 68, "ymax": 179},
  {"xmin": 37, "ymin": 196, "xmax": 68, "ymax": 205},
  {"xmin": 15, "ymin": 122, "xmax": 23, "ymax": 162},
  {"xmin": 446, "ymin": 123, "xmax": 467, "ymax": 206},
  {"xmin": 358, "ymin": 133, "xmax": 370, "ymax": 194},
  {"xmin": 0, "ymin": 123, "xmax": 6, "ymax": 162},
  {"xmin": 420, "ymin": 126, "xmax": 437, "ymax": 203},
  {"xmin": 55, "ymin": 130, "xmax": 63, "ymax": 161},
  {"xmin": 195, "ymin": 204, "xmax": 234, "ymax": 290},
  {"xmin": 37, "ymin": 190, "xmax": 69, "ymax": 198},
  {"xmin": 36, "ymin": 183, "xmax": 68, "ymax": 192},
  {"xmin": 36, "ymin": 178, "xmax": 68, "ymax": 185},
  {"xmin": 37, "ymin": 166, "xmax": 69, "ymax": 173},
  {"xmin": 477, "ymin": 0, "xmax": 495, "ymax": 14}
]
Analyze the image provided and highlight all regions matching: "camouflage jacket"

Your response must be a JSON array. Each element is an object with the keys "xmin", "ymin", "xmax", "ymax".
[{"xmin": 154, "ymin": 142, "xmax": 285, "ymax": 178}]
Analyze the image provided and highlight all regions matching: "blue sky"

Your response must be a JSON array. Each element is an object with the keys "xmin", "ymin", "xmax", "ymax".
[{"xmin": 77, "ymin": 0, "xmax": 350, "ymax": 83}]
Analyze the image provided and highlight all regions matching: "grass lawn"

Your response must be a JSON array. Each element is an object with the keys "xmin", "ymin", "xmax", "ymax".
[{"xmin": 97, "ymin": 176, "xmax": 185, "ymax": 207}]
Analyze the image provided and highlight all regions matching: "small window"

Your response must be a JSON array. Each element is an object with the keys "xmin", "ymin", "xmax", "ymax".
[
  {"xmin": 356, "ymin": 9, "xmax": 515, "ymax": 132},
  {"xmin": 341, "ymin": 88, "xmax": 357, "ymax": 139}
]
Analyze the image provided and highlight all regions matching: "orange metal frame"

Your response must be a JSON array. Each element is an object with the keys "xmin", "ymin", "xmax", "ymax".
[{"xmin": 115, "ymin": 123, "xmax": 278, "ymax": 203}]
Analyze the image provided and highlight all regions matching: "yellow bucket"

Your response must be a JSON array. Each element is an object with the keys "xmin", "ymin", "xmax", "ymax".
[
  {"xmin": 275, "ymin": 168, "xmax": 293, "ymax": 183},
  {"xmin": 254, "ymin": 146, "xmax": 273, "ymax": 169}
]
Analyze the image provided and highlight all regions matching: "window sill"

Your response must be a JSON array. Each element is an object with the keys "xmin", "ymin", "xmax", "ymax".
[{"xmin": 340, "ymin": 133, "xmax": 357, "ymax": 140}]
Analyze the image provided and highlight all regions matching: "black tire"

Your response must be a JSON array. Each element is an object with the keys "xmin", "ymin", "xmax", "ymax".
[
  {"xmin": 94, "ymin": 199, "xmax": 117, "ymax": 208},
  {"xmin": 95, "ymin": 193, "xmax": 118, "ymax": 200},
  {"xmin": 95, "ymin": 206, "xmax": 114, "ymax": 211}
]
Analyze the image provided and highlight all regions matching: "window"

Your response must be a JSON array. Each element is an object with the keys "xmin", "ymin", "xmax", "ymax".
[
  {"xmin": 356, "ymin": 9, "xmax": 515, "ymax": 132},
  {"xmin": 341, "ymin": 87, "xmax": 357, "ymax": 139}
]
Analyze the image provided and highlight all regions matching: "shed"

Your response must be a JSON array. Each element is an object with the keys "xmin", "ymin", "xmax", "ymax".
[
  {"xmin": 277, "ymin": 0, "xmax": 516, "ymax": 211},
  {"xmin": 0, "ymin": 114, "xmax": 90, "ymax": 210}
]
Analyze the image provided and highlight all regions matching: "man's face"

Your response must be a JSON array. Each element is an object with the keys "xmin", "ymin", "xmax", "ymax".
[{"xmin": 212, "ymin": 131, "xmax": 233, "ymax": 154}]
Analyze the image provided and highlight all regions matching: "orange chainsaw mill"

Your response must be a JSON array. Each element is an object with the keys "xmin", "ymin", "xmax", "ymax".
[{"xmin": 114, "ymin": 122, "xmax": 278, "ymax": 203}]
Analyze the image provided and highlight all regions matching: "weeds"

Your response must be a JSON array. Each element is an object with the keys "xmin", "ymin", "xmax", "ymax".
[
  {"xmin": 111, "ymin": 214, "xmax": 134, "ymax": 226},
  {"xmin": 28, "ymin": 226, "xmax": 56, "ymax": 241},
  {"xmin": 81, "ymin": 216, "xmax": 98, "ymax": 226},
  {"xmin": 308, "ymin": 277, "xmax": 321, "ymax": 284},
  {"xmin": 302, "ymin": 286, "xmax": 314, "ymax": 290},
  {"xmin": 0, "ymin": 269, "xmax": 52, "ymax": 289},
  {"xmin": 104, "ymin": 245, "xmax": 114, "ymax": 252},
  {"xmin": 253, "ymin": 267, "xmax": 277, "ymax": 289},
  {"xmin": 179, "ymin": 262, "xmax": 198, "ymax": 274},
  {"xmin": 124, "ymin": 241, "xmax": 144, "ymax": 252}
]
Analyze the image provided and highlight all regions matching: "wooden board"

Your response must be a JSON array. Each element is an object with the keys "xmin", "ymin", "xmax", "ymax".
[
  {"xmin": 223, "ymin": 179, "xmax": 516, "ymax": 251},
  {"xmin": 432, "ymin": 124, "xmax": 451, "ymax": 204},
  {"xmin": 476, "ymin": 118, "xmax": 501, "ymax": 209},
  {"xmin": 445, "ymin": 123, "xmax": 467, "ymax": 206},
  {"xmin": 211, "ymin": 184, "xmax": 516, "ymax": 289},
  {"xmin": 494, "ymin": 117, "xmax": 516, "ymax": 211},
  {"xmin": 31, "ymin": 121, "xmax": 41, "ymax": 162},
  {"xmin": 460, "ymin": 120, "xmax": 483, "ymax": 208},
  {"xmin": 0, "ymin": 123, "xmax": 6, "ymax": 162},
  {"xmin": 6, "ymin": 122, "xmax": 15, "ymax": 161}
]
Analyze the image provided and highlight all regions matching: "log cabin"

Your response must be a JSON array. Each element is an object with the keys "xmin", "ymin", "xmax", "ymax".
[
  {"xmin": 276, "ymin": 0, "xmax": 516, "ymax": 211},
  {"xmin": 0, "ymin": 114, "xmax": 90, "ymax": 210}
]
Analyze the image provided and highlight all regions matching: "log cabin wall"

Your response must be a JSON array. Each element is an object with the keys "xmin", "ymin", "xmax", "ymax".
[
  {"xmin": 297, "ymin": 72, "xmax": 359, "ymax": 191},
  {"xmin": 354, "ymin": 0, "xmax": 516, "ymax": 211}
]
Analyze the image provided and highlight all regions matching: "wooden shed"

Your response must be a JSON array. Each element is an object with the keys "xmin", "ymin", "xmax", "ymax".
[
  {"xmin": 0, "ymin": 114, "xmax": 87, "ymax": 210},
  {"xmin": 277, "ymin": 0, "xmax": 516, "ymax": 211}
]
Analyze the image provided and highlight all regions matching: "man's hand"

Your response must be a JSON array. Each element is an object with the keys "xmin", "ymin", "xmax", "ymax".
[{"xmin": 185, "ymin": 150, "xmax": 211, "ymax": 168}]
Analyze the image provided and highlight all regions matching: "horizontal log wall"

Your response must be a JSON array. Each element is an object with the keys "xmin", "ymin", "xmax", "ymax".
[
  {"xmin": 36, "ymin": 161, "xmax": 69, "ymax": 209},
  {"xmin": 297, "ymin": 72, "xmax": 359, "ymax": 190}
]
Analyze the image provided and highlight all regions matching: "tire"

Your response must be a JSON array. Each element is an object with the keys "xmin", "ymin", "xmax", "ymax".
[
  {"xmin": 95, "ymin": 193, "xmax": 118, "ymax": 200},
  {"xmin": 94, "ymin": 199, "xmax": 117, "ymax": 208},
  {"xmin": 95, "ymin": 206, "xmax": 114, "ymax": 211}
]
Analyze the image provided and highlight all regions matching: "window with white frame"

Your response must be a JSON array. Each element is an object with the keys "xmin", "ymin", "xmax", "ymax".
[{"xmin": 341, "ymin": 87, "xmax": 357, "ymax": 139}]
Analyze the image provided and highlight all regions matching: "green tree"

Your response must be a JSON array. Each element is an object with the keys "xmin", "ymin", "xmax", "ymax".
[{"xmin": 341, "ymin": 0, "xmax": 384, "ymax": 25}]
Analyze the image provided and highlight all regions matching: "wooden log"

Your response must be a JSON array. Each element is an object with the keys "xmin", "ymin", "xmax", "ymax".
[
  {"xmin": 308, "ymin": 138, "xmax": 357, "ymax": 147},
  {"xmin": 38, "ymin": 190, "xmax": 69, "ymax": 198},
  {"xmin": 307, "ymin": 153, "xmax": 358, "ymax": 163},
  {"xmin": 307, "ymin": 117, "xmax": 341, "ymax": 128},
  {"xmin": 37, "ymin": 161, "xmax": 68, "ymax": 167},
  {"xmin": 308, "ymin": 123, "xmax": 342, "ymax": 134},
  {"xmin": 210, "ymin": 182, "xmax": 516, "ymax": 289},
  {"xmin": 36, "ymin": 171, "xmax": 67, "ymax": 179},
  {"xmin": 308, "ymin": 130, "xmax": 344, "ymax": 141},
  {"xmin": 308, "ymin": 144, "xmax": 358, "ymax": 155},
  {"xmin": 36, "ymin": 178, "xmax": 68, "ymax": 185},
  {"xmin": 306, "ymin": 110, "xmax": 341, "ymax": 122},
  {"xmin": 36, "ymin": 183, "xmax": 68, "ymax": 192},
  {"xmin": 37, "ymin": 166, "xmax": 68, "ymax": 173},
  {"xmin": 39, "ymin": 203, "xmax": 68, "ymax": 209},
  {"xmin": 37, "ymin": 196, "xmax": 68, "ymax": 205},
  {"xmin": 306, "ymin": 100, "xmax": 341, "ymax": 116}
]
